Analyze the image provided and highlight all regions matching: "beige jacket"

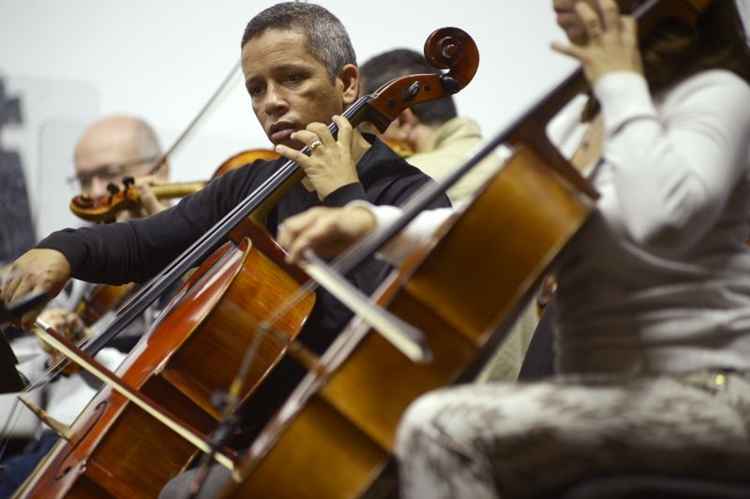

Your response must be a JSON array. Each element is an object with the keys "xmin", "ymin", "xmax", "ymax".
[{"xmin": 406, "ymin": 117, "xmax": 502, "ymax": 204}]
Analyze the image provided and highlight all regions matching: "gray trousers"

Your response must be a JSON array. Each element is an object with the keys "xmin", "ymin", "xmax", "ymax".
[{"xmin": 396, "ymin": 371, "xmax": 750, "ymax": 499}]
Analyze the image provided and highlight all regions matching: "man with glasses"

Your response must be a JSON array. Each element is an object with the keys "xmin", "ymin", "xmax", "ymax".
[
  {"xmin": 44, "ymin": 114, "xmax": 171, "ymax": 341},
  {"xmin": 70, "ymin": 114, "xmax": 168, "ymax": 221}
]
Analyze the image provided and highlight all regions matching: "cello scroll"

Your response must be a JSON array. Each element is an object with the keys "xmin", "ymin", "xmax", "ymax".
[{"xmin": 361, "ymin": 27, "xmax": 478, "ymax": 132}]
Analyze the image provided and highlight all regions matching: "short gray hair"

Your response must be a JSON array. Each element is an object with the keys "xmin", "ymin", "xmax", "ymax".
[{"xmin": 241, "ymin": 2, "xmax": 357, "ymax": 79}]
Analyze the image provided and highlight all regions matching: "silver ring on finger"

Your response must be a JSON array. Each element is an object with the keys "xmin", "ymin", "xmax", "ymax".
[{"xmin": 309, "ymin": 140, "xmax": 323, "ymax": 153}]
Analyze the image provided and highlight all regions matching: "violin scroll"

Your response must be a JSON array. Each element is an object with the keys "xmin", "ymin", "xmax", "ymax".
[{"xmin": 69, "ymin": 184, "xmax": 142, "ymax": 224}]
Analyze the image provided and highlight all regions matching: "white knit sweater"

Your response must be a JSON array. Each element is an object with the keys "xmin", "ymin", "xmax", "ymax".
[{"xmin": 357, "ymin": 69, "xmax": 750, "ymax": 375}]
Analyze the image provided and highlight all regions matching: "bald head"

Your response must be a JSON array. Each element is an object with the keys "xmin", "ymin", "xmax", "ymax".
[{"xmin": 74, "ymin": 115, "xmax": 166, "ymax": 197}]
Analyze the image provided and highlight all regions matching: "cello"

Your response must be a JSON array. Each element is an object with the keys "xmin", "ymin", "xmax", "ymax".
[
  {"xmin": 214, "ymin": 2, "xmax": 712, "ymax": 498},
  {"xmin": 14, "ymin": 27, "xmax": 478, "ymax": 498}
]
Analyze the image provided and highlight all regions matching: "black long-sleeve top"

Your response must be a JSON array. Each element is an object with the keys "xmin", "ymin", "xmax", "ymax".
[{"xmin": 38, "ymin": 137, "xmax": 450, "ymax": 351}]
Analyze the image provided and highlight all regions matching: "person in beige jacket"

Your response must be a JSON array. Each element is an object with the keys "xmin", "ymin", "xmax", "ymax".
[{"xmin": 359, "ymin": 49, "xmax": 541, "ymax": 382}]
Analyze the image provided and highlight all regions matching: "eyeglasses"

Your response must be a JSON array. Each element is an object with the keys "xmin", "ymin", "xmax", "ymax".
[{"xmin": 67, "ymin": 155, "xmax": 161, "ymax": 190}]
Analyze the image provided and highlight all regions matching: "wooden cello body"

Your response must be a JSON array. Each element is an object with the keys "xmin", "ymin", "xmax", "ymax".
[
  {"xmin": 219, "ymin": 143, "xmax": 594, "ymax": 499},
  {"xmin": 16, "ymin": 152, "xmax": 314, "ymax": 498}
]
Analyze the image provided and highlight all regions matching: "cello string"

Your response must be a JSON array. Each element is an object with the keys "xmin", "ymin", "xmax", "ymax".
[
  {"xmin": 0, "ymin": 397, "xmax": 31, "ymax": 462},
  {"xmin": 0, "ymin": 397, "xmax": 21, "ymax": 460},
  {"xmin": 0, "ymin": 326, "xmax": 70, "ymax": 460},
  {"xmin": 26, "ymin": 322, "xmax": 111, "ymax": 392}
]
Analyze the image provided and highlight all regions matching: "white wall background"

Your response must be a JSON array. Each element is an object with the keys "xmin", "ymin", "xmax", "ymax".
[{"xmin": 0, "ymin": 0, "xmax": 577, "ymax": 237}]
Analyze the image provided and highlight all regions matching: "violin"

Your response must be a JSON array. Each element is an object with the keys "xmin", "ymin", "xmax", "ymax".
[
  {"xmin": 69, "ymin": 179, "xmax": 205, "ymax": 223},
  {"xmin": 15, "ymin": 27, "xmax": 474, "ymax": 499},
  {"xmin": 69, "ymin": 149, "xmax": 279, "ymax": 223}
]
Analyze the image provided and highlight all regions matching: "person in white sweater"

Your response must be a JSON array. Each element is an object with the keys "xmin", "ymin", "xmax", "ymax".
[{"xmin": 277, "ymin": 0, "xmax": 750, "ymax": 496}]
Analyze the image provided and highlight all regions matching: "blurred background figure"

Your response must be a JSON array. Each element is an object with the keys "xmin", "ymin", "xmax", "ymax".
[
  {"xmin": 0, "ymin": 114, "xmax": 169, "ymax": 497},
  {"xmin": 360, "ymin": 48, "xmax": 502, "ymax": 204},
  {"xmin": 70, "ymin": 114, "xmax": 169, "ymax": 222}
]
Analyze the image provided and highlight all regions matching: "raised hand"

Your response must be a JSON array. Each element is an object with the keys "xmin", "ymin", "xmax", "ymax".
[
  {"xmin": 1, "ymin": 249, "xmax": 71, "ymax": 328},
  {"xmin": 274, "ymin": 115, "xmax": 360, "ymax": 200},
  {"xmin": 551, "ymin": 0, "xmax": 643, "ymax": 84}
]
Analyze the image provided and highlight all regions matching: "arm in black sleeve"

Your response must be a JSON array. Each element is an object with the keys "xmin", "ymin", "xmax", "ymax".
[{"xmin": 36, "ymin": 162, "xmax": 269, "ymax": 284}]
